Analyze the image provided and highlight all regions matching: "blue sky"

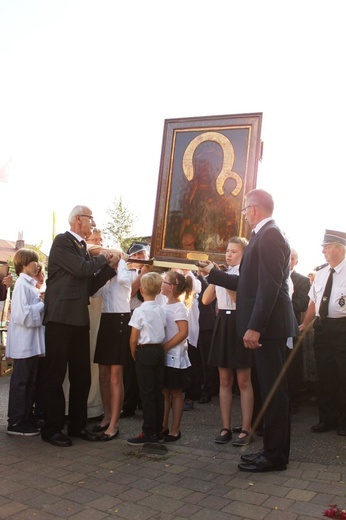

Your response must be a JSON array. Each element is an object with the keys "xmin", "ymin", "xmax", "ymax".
[{"xmin": 1, "ymin": 0, "xmax": 345, "ymax": 274}]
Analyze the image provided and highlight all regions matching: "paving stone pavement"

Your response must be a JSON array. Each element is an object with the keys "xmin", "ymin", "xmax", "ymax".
[{"xmin": 0, "ymin": 375, "xmax": 345, "ymax": 519}]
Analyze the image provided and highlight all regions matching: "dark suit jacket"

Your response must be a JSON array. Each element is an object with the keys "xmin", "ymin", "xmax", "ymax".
[
  {"xmin": 290, "ymin": 270, "xmax": 310, "ymax": 325},
  {"xmin": 0, "ymin": 283, "xmax": 8, "ymax": 302},
  {"xmin": 43, "ymin": 232, "xmax": 116, "ymax": 327},
  {"xmin": 208, "ymin": 220, "xmax": 298, "ymax": 339},
  {"xmin": 197, "ymin": 275, "xmax": 216, "ymax": 331}
]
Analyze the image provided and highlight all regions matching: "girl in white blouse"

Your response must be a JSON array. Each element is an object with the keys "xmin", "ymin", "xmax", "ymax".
[{"xmin": 161, "ymin": 270, "xmax": 193, "ymax": 442}]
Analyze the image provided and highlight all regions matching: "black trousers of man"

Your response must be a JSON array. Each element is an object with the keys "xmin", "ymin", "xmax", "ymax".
[
  {"xmin": 254, "ymin": 338, "xmax": 291, "ymax": 466},
  {"xmin": 313, "ymin": 317, "xmax": 346, "ymax": 428},
  {"xmin": 42, "ymin": 322, "xmax": 91, "ymax": 438}
]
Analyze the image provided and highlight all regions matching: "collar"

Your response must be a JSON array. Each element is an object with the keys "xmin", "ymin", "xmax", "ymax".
[
  {"xmin": 68, "ymin": 231, "xmax": 84, "ymax": 243},
  {"xmin": 254, "ymin": 217, "xmax": 274, "ymax": 234},
  {"xmin": 20, "ymin": 273, "xmax": 36, "ymax": 286},
  {"xmin": 331, "ymin": 257, "xmax": 346, "ymax": 274}
]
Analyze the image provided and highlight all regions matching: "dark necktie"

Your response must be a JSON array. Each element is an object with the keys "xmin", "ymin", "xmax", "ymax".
[
  {"xmin": 319, "ymin": 268, "xmax": 335, "ymax": 318},
  {"xmin": 80, "ymin": 240, "xmax": 88, "ymax": 258}
]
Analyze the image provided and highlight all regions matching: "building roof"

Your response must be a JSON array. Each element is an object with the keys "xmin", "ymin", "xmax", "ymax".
[{"xmin": 0, "ymin": 238, "xmax": 47, "ymax": 264}]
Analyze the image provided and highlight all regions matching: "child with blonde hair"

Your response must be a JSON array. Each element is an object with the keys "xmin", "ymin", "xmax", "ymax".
[
  {"xmin": 161, "ymin": 270, "xmax": 193, "ymax": 442},
  {"xmin": 203, "ymin": 236, "xmax": 254, "ymax": 446},
  {"xmin": 127, "ymin": 272, "xmax": 167, "ymax": 445}
]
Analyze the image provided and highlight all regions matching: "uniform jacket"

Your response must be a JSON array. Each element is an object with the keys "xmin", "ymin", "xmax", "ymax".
[
  {"xmin": 208, "ymin": 220, "xmax": 299, "ymax": 339},
  {"xmin": 43, "ymin": 231, "xmax": 116, "ymax": 327}
]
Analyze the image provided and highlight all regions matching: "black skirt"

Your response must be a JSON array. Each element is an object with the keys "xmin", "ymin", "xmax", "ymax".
[
  {"xmin": 208, "ymin": 310, "xmax": 253, "ymax": 369},
  {"xmin": 94, "ymin": 313, "xmax": 131, "ymax": 365}
]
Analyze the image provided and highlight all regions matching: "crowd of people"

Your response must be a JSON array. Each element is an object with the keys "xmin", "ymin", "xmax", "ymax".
[{"xmin": 2, "ymin": 190, "xmax": 346, "ymax": 474}]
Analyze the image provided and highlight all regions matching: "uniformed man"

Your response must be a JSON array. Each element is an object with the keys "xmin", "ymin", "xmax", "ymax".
[{"xmin": 299, "ymin": 229, "xmax": 346, "ymax": 436}]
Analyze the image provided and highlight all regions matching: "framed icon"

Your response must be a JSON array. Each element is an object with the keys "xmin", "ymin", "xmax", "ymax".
[{"xmin": 150, "ymin": 113, "xmax": 263, "ymax": 266}]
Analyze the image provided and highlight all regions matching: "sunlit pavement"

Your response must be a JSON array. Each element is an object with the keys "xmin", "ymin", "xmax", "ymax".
[{"xmin": 0, "ymin": 375, "xmax": 345, "ymax": 519}]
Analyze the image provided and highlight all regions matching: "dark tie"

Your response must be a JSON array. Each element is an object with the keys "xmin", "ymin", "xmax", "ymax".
[
  {"xmin": 80, "ymin": 240, "xmax": 88, "ymax": 258},
  {"xmin": 319, "ymin": 268, "xmax": 335, "ymax": 318}
]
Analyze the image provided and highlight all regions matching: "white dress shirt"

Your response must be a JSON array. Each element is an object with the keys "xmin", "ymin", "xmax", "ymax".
[
  {"xmin": 6, "ymin": 273, "xmax": 45, "ymax": 359},
  {"xmin": 310, "ymin": 258, "xmax": 346, "ymax": 318},
  {"xmin": 92, "ymin": 259, "xmax": 132, "ymax": 312},
  {"xmin": 129, "ymin": 300, "xmax": 166, "ymax": 344}
]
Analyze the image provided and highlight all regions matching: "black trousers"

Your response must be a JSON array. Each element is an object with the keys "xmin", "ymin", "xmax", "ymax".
[
  {"xmin": 197, "ymin": 329, "xmax": 219, "ymax": 397},
  {"xmin": 33, "ymin": 356, "xmax": 46, "ymax": 416},
  {"xmin": 254, "ymin": 338, "xmax": 290, "ymax": 466},
  {"xmin": 122, "ymin": 355, "xmax": 140, "ymax": 413},
  {"xmin": 185, "ymin": 344, "xmax": 203, "ymax": 401},
  {"xmin": 285, "ymin": 340, "xmax": 304, "ymax": 408},
  {"xmin": 8, "ymin": 356, "xmax": 39, "ymax": 426},
  {"xmin": 42, "ymin": 322, "xmax": 91, "ymax": 437},
  {"xmin": 251, "ymin": 362, "xmax": 264, "ymax": 432},
  {"xmin": 135, "ymin": 344, "xmax": 165, "ymax": 436},
  {"xmin": 313, "ymin": 317, "xmax": 346, "ymax": 427}
]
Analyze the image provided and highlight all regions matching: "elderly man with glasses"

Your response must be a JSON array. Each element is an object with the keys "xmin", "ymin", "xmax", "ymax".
[{"xmin": 41, "ymin": 205, "xmax": 120, "ymax": 447}]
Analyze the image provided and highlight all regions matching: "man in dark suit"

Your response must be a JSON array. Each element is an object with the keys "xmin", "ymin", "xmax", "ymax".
[
  {"xmin": 287, "ymin": 249, "xmax": 311, "ymax": 412},
  {"xmin": 199, "ymin": 189, "xmax": 298, "ymax": 472},
  {"xmin": 41, "ymin": 205, "xmax": 120, "ymax": 447}
]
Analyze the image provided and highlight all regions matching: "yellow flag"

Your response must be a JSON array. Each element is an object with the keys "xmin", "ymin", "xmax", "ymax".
[{"xmin": 52, "ymin": 211, "xmax": 57, "ymax": 241}]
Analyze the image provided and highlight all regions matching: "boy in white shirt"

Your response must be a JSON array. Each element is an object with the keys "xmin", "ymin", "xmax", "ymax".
[
  {"xmin": 127, "ymin": 272, "xmax": 166, "ymax": 445},
  {"xmin": 6, "ymin": 249, "xmax": 45, "ymax": 436}
]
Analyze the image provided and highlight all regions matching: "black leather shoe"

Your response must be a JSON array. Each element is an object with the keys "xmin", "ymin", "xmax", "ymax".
[
  {"xmin": 238, "ymin": 455, "xmax": 287, "ymax": 472},
  {"xmin": 99, "ymin": 429, "xmax": 119, "ymax": 441},
  {"xmin": 337, "ymin": 427, "xmax": 346, "ymax": 436},
  {"xmin": 240, "ymin": 449, "xmax": 264, "ymax": 463},
  {"xmin": 311, "ymin": 421, "xmax": 337, "ymax": 433},
  {"xmin": 42, "ymin": 432, "xmax": 72, "ymax": 447},
  {"xmin": 91, "ymin": 422, "xmax": 109, "ymax": 433},
  {"xmin": 68, "ymin": 428, "xmax": 100, "ymax": 441},
  {"xmin": 120, "ymin": 409, "xmax": 135, "ymax": 419}
]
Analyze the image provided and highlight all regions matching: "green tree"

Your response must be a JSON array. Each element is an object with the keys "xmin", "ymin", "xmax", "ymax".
[{"xmin": 103, "ymin": 196, "xmax": 136, "ymax": 250}]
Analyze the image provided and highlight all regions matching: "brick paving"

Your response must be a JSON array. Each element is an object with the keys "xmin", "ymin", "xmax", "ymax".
[{"xmin": 0, "ymin": 376, "xmax": 345, "ymax": 519}]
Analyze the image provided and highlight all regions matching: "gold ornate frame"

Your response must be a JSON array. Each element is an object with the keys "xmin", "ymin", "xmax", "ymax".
[{"xmin": 150, "ymin": 113, "xmax": 263, "ymax": 266}]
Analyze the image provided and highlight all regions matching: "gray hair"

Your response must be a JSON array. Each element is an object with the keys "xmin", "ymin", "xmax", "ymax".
[
  {"xmin": 246, "ymin": 189, "xmax": 274, "ymax": 215},
  {"xmin": 68, "ymin": 205, "xmax": 91, "ymax": 225}
]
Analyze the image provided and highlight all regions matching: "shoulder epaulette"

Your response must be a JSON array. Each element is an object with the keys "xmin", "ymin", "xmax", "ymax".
[{"xmin": 315, "ymin": 262, "xmax": 328, "ymax": 271}]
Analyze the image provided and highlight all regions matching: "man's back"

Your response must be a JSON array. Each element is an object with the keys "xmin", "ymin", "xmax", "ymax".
[{"xmin": 236, "ymin": 221, "xmax": 298, "ymax": 339}]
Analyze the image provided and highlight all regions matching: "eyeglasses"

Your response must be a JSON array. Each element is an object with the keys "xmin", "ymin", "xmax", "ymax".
[
  {"xmin": 80, "ymin": 214, "xmax": 94, "ymax": 220},
  {"xmin": 162, "ymin": 281, "xmax": 172, "ymax": 286},
  {"xmin": 241, "ymin": 205, "xmax": 256, "ymax": 216}
]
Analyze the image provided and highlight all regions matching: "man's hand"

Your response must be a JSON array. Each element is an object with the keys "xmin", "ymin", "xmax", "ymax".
[
  {"xmin": 108, "ymin": 253, "xmax": 122, "ymax": 269},
  {"xmin": 195, "ymin": 260, "xmax": 214, "ymax": 275},
  {"xmin": 1, "ymin": 274, "xmax": 13, "ymax": 289},
  {"xmin": 99, "ymin": 248, "xmax": 113, "ymax": 262},
  {"xmin": 243, "ymin": 329, "xmax": 262, "ymax": 349}
]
